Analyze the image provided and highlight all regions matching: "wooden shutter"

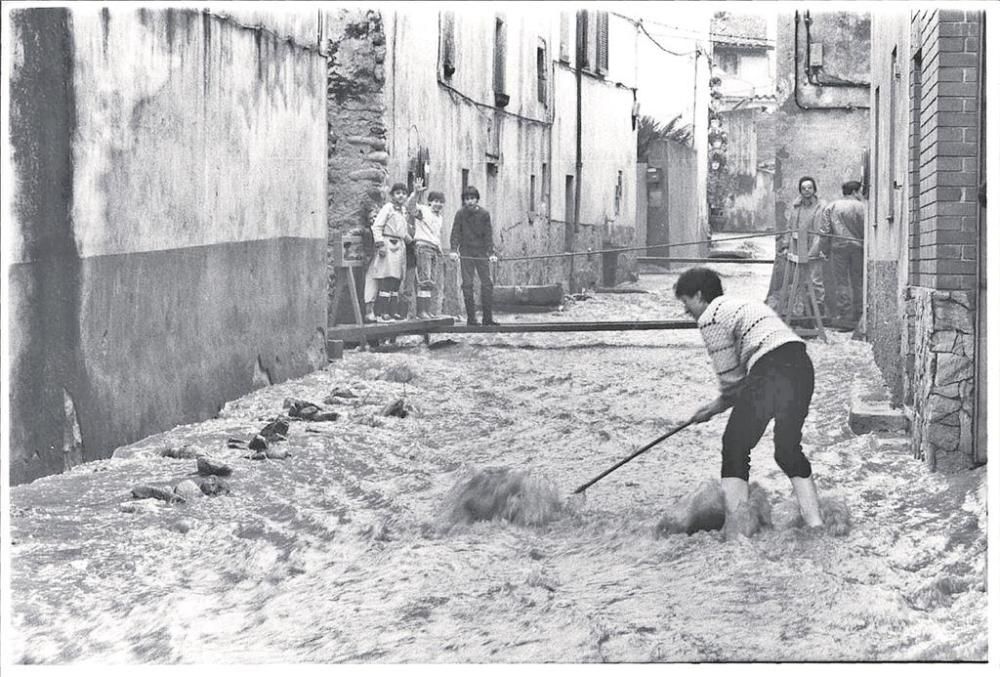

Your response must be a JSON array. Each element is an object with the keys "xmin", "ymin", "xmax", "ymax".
[
  {"xmin": 493, "ymin": 15, "xmax": 507, "ymax": 102},
  {"xmin": 597, "ymin": 11, "xmax": 609, "ymax": 74},
  {"xmin": 440, "ymin": 12, "xmax": 456, "ymax": 79}
]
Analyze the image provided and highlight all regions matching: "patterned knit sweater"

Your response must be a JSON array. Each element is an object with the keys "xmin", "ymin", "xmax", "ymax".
[{"xmin": 697, "ymin": 295, "xmax": 804, "ymax": 403}]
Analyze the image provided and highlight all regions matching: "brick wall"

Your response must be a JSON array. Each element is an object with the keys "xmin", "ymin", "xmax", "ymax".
[{"xmin": 911, "ymin": 9, "xmax": 982, "ymax": 293}]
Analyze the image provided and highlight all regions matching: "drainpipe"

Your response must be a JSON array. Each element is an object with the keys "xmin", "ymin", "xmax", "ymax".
[
  {"xmin": 973, "ymin": 11, "xmax": 986, "ymax": 463},
  {"xmin": 571, "ymin": 10, "xmax": 585, "ymax": 294}
]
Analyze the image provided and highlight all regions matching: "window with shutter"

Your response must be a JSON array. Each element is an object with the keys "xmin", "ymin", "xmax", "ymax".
[
  {"xmin": 439, "ymin": 12, "xmax": 456, "ymax": 79},
  {"xmin": 576, "ymin": 11, "xmax": 589, "ymax": 70},
  {"xmin": 537, "ymin": 39, "xmax": 548, "ymax": 104},
  {"xmin": 494, "ymin": 16, "xmax": 508, "ymax": 106},
  {"xmin": 597, "ymin": 11, "xmax": 609, "ymax": 74}
]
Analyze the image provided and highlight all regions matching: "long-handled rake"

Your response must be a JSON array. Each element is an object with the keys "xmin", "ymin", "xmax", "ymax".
[{"xmin": 573, "ymin": 417, "xmax": 696, "ymax": 494}]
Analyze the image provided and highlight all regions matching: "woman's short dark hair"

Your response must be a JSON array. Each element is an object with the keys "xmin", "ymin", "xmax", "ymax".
[
  {"xmin": 674, "ymin": 267, "xmax": 724, "ymax": 302},
  {"xmin": 798, "ymin": 176, "xmax": 818, "ymax": 193},
  {"xmin": 461, "ymin": 185, "xmax": 481, "ymax": 200},
  {"xmin": 427, "ymin": 191, "xmax": 446, "ymax": 203},
  {"xmin": 390, "ymin": 182, "xmax": 408, "ymax": 194}
]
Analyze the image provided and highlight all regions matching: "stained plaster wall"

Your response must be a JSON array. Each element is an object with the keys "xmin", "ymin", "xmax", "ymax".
[{"xmin": 8, "ymin": 7, "xmax": 328, "ymax": 483}]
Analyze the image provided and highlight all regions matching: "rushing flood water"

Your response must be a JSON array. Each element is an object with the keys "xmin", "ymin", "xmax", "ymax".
[{"xmin": 9, "ymin": 263, "xmax": 987, "ymax": 663}]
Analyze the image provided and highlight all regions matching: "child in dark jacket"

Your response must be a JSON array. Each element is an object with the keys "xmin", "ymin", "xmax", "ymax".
[{"xmin": 449, "ymin": 185, "xmax": 499, "ymax": 326}]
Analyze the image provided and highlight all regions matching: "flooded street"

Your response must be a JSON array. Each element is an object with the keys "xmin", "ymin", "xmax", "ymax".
[{"xmin": 9, "ymin": 264, "xmax": 987, "ymax": 663}]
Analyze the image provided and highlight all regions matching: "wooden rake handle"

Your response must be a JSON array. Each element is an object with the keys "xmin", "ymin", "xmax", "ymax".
[{"xmin": 572, "ymin": 418, "xmax": 696, "ymax": 494}]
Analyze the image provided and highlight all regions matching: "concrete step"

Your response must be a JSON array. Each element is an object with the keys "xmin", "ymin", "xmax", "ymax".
[{"xmin": 848, "ymin": 377, "xmax": 910, "ymax": 434}]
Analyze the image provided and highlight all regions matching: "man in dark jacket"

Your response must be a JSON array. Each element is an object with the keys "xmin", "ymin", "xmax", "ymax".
[{"xmin": 449, "ymin": 185, "xmax": 499, "ymax": 326}]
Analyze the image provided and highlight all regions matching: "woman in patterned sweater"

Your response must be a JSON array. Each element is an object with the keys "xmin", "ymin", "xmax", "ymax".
[{"xmin": 675, "ymin": 267, "xmax": 824, "ymax": 529}]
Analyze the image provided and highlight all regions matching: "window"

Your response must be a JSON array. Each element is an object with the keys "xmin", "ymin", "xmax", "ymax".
[
  {"xmin": 576, "ymin": 11, "xmax": 589, "ymax": 69},
  {"xmin": 439, "ymin": 12, "xmax": 456, "ymax": 79},
  {"xmin": 537, "ymin": 39, "xmax": 548, "ymax": 104},
  {"xmin": 486, "ymin": 114, "xmax": 501, "ymax": 158},
  {"xmin": 493, "ymin": 15, "xmax": 508, "ymax": 106},
  {"xmin": 717, "ymin": 51, "xmax": 739, "ymax": 75},
  {"xmin": 530, "ymin": 174, "xmax": 537, "ymax": 212},
  {"xmin": 486, "ymin": 163, "xmax": 499, "ymax": 207},
  {"xmin": 596, "ymin": 11, "xmax": 609, "ymax": 74},
  {"xmin": 577, "ymin": 10, "xmax": 608, "ymax": 74},
  {"xmin": 462, "ymin": 168, "xmax": 470, "ymax": 193}
]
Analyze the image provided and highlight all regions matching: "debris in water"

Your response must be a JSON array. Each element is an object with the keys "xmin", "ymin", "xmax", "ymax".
[
  {"xmin": 445, "ymin": 468, "xmax": 562, "ymax": 527},
  {"xmin": 161, "ymin": 444, "xmax": 203, "ymax": 459},
  {"xmin": 197, "ymin": 457, "xmax": 232, "ymax": 477},
  {"xmin": 227, "ymin": 437, "xmax": 247, "ymax": 449},
  {"xmin": 428, "ymin": 339, "xmax": 458, "ymax": 351},
  {"xmin": 131, "ymin": 485, "xmax": 185, "ymax": 504},
  {"xmin": 248, "ymin": 434, "xmax": 268, "ymax": 452},
  {"xmin": 173, "ymin": 479, "xmax": 203, "ymax": 500},
  {"xmin": 198, "ymin": 475, "xmax": 230, "ymax": 496},
  {"xmin": 119, "ymin": 498, "xmax": 160, "ymax": 514},
  {"xmin": 283, "ymin": 401, "xmax": 338, "ymax": 422},
  {"xmin": 260, "ymin": 417, "xmax": 291, "ymax": 441},
  {"xmin": 380, "ymin": 398, "xmax": 410, "ymax": 418}
]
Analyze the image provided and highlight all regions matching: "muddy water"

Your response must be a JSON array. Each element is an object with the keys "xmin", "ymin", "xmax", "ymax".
[{"xmin": 9, "ymin": 263, "xmax": 987, "ymax": 663}]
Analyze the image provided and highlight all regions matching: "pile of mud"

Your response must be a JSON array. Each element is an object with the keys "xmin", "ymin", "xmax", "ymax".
[{"xmin": 444, "ymin": 467, "xmax": 563, "ymax": 527}]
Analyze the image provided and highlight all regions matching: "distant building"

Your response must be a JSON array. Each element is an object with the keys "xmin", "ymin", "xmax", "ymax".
[
  {"xmin": 868, "ymin": 10, "xmax": 986, "ymax": 470},
  {"xmin": 710, "ymin": 11, "xmax": 778, "ymax": 232}
]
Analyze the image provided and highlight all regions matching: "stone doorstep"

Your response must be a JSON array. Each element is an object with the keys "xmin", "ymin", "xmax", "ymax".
[{"xmin": 848, "ymin": 377, "xmax": 910, "ymax": 435}]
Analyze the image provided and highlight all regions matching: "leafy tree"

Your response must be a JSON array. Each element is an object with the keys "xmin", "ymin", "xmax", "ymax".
[{"xmin": 636, "ymin": 114, "xmax": 693, "ymax": 162}]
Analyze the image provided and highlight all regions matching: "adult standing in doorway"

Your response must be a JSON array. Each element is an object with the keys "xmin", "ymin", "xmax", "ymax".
[
  {"xmin": 778, "ymin": 176, "xmax": 828, "ymax": 318},
  {"xmin": 821, "ymin": 180, "xmax": 866, "ymax": 331}
]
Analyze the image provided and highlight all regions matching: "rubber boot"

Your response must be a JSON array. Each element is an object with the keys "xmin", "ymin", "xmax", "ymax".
[
  {"xmin": 481, "ymin": 286, "xmax": 500, "ymax": 326},
  {"xmin": 378, "ymin": 294, "xmax": 392, "ymax": 322},
  {"xmin": 790, "ymin": 476, "xmax": 824, "ymax": 528},
  {"xmin": 364, "ymin": 302, "xmax": 376, "ymax": 324},
  {"xmin": 416, "ymin": 297, "xmax": 431, "ymax": 320},
  {"xmin": 391, "ymin": 294, "xmax": 404, "ymax": 321},
  {"xmin": 463, "ymin": 292, "xmax": 479, "ymax": 326}
]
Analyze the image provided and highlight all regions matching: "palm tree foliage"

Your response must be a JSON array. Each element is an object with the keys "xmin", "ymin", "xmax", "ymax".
[{"xmin": 636, "ymin": 114, "xmax": 694, "ymax": 162}]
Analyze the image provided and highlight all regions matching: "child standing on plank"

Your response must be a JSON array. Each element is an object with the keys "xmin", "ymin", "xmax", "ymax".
[
  {"xmin": 369, "ymin": 182, "xmax": 412, "ymax": 321},
  {"xmin": 449, "ymin": 185, "xmax": 499, "ymax": 326},
  {"xmin": 405, "ymin": 178, "xmax": 446, "ymax": 320}
]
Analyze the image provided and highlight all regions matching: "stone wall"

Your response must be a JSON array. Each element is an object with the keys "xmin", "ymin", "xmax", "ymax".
[
  {"xmin": 322, "ymin": 9, "xmax": 389, "ymax": 324},
  {"xmin": 905, "ymin": 287, "xmax": 977, "ymax": 471}
]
